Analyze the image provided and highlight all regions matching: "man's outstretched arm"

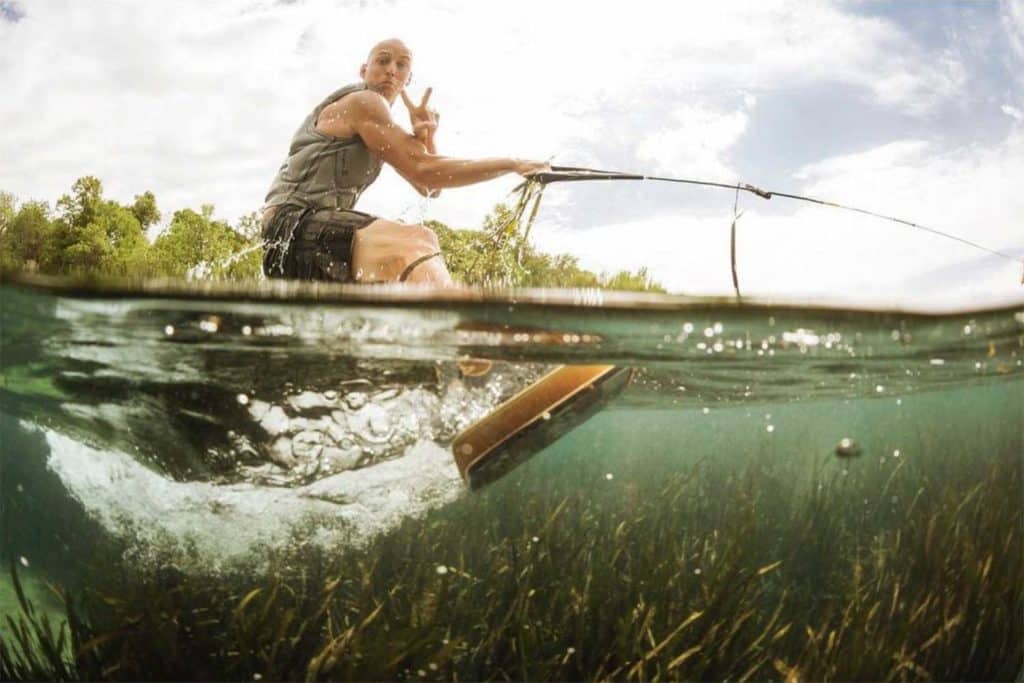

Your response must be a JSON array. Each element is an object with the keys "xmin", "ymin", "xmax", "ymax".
[{"xmin": 345, "ymin": 91, "xmax": 546, "ymax": 192}]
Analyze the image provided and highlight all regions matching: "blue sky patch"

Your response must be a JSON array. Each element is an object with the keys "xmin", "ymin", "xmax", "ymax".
[{"xmin": 0, "ymin": 1, "xmax": 24, "ymax": 23}]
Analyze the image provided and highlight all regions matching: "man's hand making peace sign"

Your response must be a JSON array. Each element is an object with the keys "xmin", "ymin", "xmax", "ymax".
[{"xmin": 401, "ymin": 86, "xmax": 439, "ymax": 153}]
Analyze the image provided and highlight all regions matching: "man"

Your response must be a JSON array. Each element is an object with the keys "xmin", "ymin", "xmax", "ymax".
[{"xmin": 262, "ymin": 38, "xmax": 548, "ymax": 285}]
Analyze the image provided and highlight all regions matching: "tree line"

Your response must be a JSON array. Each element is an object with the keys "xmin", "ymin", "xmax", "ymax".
[{"xmin": 0, "ymin": 176, "xmax": 663, "ymax": 291}]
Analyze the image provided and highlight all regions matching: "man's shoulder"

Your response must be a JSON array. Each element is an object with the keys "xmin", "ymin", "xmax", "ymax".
[{"xmin": 323, "ymin": 88, "xmax": 389, "ymax": 122}]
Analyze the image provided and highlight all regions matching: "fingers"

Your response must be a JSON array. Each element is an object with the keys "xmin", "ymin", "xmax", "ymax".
[
  {"xmin": 400, "ymin": 88, "xmax": 415, "ymax": 110},
  {"xmin": 413, "ymin": 121, "xmax": 438, "ymax": 140},
  {"xmin": 420, "ymin": 87, "xmax": 433, "ymax": 108}
]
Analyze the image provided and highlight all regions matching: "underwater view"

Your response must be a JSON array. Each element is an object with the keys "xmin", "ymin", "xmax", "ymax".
[{"xmin": 1, "ymin": 275, "xmax": 1021, "ymax": 681}]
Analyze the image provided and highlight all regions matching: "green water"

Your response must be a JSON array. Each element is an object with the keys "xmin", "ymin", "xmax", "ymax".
[{"xmin": 0, "ymin": 277, "xmax": 1021, "ymax": 680}]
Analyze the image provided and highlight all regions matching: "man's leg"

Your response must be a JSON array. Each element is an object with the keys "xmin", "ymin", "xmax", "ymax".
[{"xmin": 351, "ymin": 219, "xmax": 453, "ymax": 285}]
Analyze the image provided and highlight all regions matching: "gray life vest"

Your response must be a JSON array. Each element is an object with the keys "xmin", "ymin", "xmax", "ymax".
[{"xmin": 263, "ymin": 83, "xmax": 384, "ymax": 212}]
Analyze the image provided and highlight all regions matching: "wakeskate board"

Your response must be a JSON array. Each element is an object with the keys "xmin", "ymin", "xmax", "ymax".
[{"xmin": 452, "ymin": 365, "xmax": 634, "ymax": 489}]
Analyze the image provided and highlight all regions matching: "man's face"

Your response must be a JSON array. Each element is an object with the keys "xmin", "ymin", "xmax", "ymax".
[{"xmin": 360, "ymin": 40, "xmax": 412, "ymax": 103}]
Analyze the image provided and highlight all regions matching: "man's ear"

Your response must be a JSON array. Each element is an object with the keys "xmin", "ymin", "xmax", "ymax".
[
  {"xmin": 359, "ymin": 63, "xmax": 366, "ymax": 79},
  {"xmin": 407, "ymin": 72, "xmax": 413, "ymax": 85}
]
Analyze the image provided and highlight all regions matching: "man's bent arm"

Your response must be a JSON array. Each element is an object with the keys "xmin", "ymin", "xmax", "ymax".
[
  {"xmin": 394, "ymin": 135, "xmax": 441, "ymax": 197},
  {"xmin": 347, "ymin": 91, "xmax": 532, "ymax": 191}
]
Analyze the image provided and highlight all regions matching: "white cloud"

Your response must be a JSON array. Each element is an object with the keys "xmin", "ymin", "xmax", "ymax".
[
  {"xmin": 636, "ymin": 103, "xmax": 751, "ymax": 181},
  {"xmin": 1003, "ymin": 104, "xmax": 1024, "ymax": 123},
  {"xmin": 1004, "ymin": 0, "xmax": 1024, "ymax": 60}
]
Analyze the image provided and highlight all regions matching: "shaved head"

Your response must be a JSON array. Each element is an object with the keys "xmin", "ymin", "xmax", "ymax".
[
  {"xmin": 366, "ymin": 38, "xmax": 412, "ymax": 62},
  {"xmin": 359, "ymin": 38, "xmax": 414, "ymax": 103}
]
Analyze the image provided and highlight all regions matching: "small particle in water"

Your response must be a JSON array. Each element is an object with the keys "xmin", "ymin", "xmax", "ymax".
[
  {"xmin": 683, "ymin": 322, "xmax": 694, "ymax": 333},
  {"xmin": 713, "ymin": 322, "xmax": 723, "ymax": 333},
  {"xmin": 199, "ymin": 317, "xmax": 219, "ymax": 333},
  {"xmin": 605, "ymin": 473, "xmax": 614, "ymax": 481},
  {"xmin": 532, "ymin": 536, "xmax": 539, "ymax": 543},
  {"xmin": 19, "ymin": 556, "xmax": 29, "ymax": 567},
  {"xmin": 567, "ymin": 646, "xmax": 576, "ymax": 654},
  {"xmin": 694, "ymin": 568, "xmax": 701, "ymax": 575},
  {"xmin": 541, "ymin": 411, "xmax": 551, "ymax": 421},
  {"xmin": 702, "ymin": 407, "xmax": 710, "ymax": 415},
  {"xmin": 253, "ymin": 675, "xmax": 262, "ymax": 682},
  {"xmin": 963, "ymin": 324, "xmax": 972, "ymax": 335},
  {"xmin": 16, "ymin": 483, "xmax": 23, "ymax": 492},
  {"xmin": 435, "ymin": 565, "xmax": 448, "ymax": 575},
  {"xmin": 242, "ymin": 325, "xmax": 252, "ymax": 336},
  {"xmin": 896, "ymin": 398, "xmax": 902, "ymax": 406},
  {"xmin": 975, "ymin": 362, "xmax": 982, "ymax": 370},
  {"xmin": 712, "ymin": 341, "xmax": 724, "ymax": 352},
  {"xmin": 929, "ymin": 358, "xmax": 945, "ymax": 366},
  {"xmin": 835, "ymin": 438, "xmax": 861, "ymax": 458},
  {"xmin": 429, "ymin": 663, "xmax": 438, "ymax": 672},
  {"xmin": 236, "ymin": 394, "xmax": 249, "ymax": 405},
  {"xmin": 703, "ymin": 327, "xmax": 715, "ymax": 338},
  {"xmin": 164, "ymin": 325, "xmax": 175, "ymax": 336},
  {"xmin": 891, "ymin": 496, "xmax": 899, "ymax": 504},
  {"xmin": 893, "ymin": 449, "xmax": 900, "ymax": 457},
  {"xmin": 875, "ymin": 384, "xmax": 885, "ymax": 393},
  {"xmin": 766, "ymin": 424, "xmax": 774, "ymax": 433},
  {"xmin": 418, "ymin": 670, "xmax": 426, "ymax": 678}
]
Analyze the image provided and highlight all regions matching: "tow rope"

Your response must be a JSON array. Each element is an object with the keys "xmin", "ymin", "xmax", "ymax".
[{"xmin": 507, "ymin": 166, "xmax": 1024, "ymax": 298}]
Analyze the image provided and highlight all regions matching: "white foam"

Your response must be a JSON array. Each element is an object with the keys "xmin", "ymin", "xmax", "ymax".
[{"xmin": 39, "ymin": 425, "xmax": 462, "ymax": 570}]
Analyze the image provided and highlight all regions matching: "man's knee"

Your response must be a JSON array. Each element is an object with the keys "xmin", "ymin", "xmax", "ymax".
[
  {"xmin": 353, "ymin": 220, "xmax": 443, "ymax": 282},
  {"xmin": 406, "ymin": 223, "xmax": 440, "ymax": 250}
]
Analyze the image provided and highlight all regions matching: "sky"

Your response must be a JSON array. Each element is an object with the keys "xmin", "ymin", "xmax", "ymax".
[{"xmin": 1, "ymin": 0, "xmax": 1022, "ymax": 307}]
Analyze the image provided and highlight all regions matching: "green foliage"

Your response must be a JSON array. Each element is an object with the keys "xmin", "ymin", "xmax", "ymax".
[
  {"xmin": 45, "ymin": 176, "xmax": 149, "ymax": 275},
  {"xmin": 131, "ymin": 191, "xmax": 161, "ymax": 229},
  {"xmin": 0, "ymin": 181, "xmax": 658, "ymax": 290},
  {"xmin": 1, "ymin": 177, "xmax": 261, "ymax": 281},
  {"xmin": 434, "ymin": 203, "xmax": 665, "ymax": 291},
  {"xmin": 0, "ymin": 198, "xmax": 51, "ymax": 272}
]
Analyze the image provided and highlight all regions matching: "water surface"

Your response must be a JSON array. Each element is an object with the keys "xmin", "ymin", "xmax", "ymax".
[{"xmin": 1, "ymin": 276, "xmax": 1021, "ymax": 680}]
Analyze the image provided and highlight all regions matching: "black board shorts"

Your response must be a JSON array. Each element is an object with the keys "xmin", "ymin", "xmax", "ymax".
[{"xmin": 261, "ymin": 204, "xmax": 379, "ymax": 282}]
